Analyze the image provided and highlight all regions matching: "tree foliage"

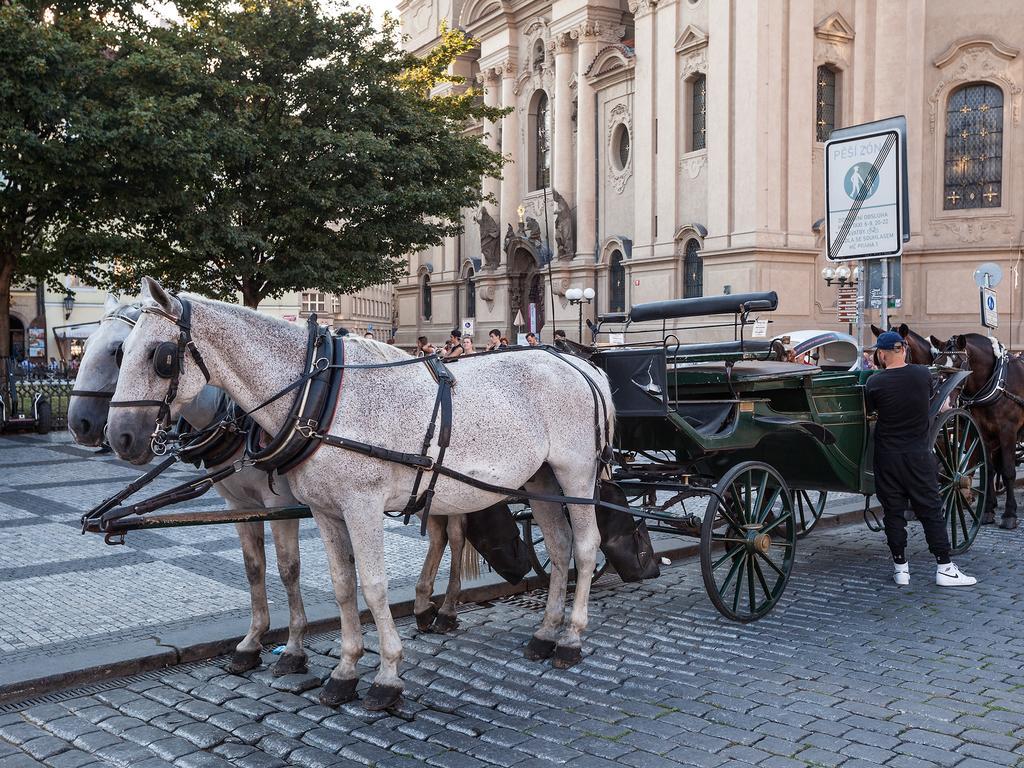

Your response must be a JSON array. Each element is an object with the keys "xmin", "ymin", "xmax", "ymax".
[{"xmin": 86, "ymin": 2, "xmax": 506, "ymax": 308}]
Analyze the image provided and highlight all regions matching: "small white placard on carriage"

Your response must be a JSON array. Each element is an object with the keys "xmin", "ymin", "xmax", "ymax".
[
  {"xmin": 981, "ymin": 287, "xmax": 998, "ymax": 329},
  {"xmin": 751, "ymin": 319, "xmax": 768, "ymax": 338},
  {"xmin": 825, "ymin": 118, "xmax": 908, "ymax": 262},
  {"xmin": 608, "ymin": 333, "xmax": 625, "ymax": 345}
]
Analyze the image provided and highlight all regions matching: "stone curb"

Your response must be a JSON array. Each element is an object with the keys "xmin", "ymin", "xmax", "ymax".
[{"xmin": 0, "ymin": 481, "xmax": 1011, "ymax": 706}]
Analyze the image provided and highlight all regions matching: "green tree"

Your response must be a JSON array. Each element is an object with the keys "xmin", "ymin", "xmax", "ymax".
[
  {"xmin": 0, "ymin": 0, "xmax": 212, "ymax": 356},
  {"xmin": 90, "ymin": 2, "xmax": 505, "ymax": 308}
]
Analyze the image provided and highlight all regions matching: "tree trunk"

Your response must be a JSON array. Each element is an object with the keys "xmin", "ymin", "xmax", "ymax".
[
  {"xmin": 241, "ymin": 278, "xmax": 262, "ymax": 310},
  {"xmin": 0, "ymin": 253, "xmax": 14, "ymax": 359}
]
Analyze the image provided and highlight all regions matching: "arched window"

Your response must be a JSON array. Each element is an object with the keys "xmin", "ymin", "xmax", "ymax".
[
  {"xmin": 683, "ymin": 240, "xmax": 703, "ymax": 298},
  {"xmin": 465, "ymin": 268, "xmax": 476, "ymax": 319},
  {"xmin": 944, "ymin": 82, "xmax": 1003, "ymax": 210},
  {"xmin": 421, "ymin": 274, "xmax": 432, "ymax": 321},
  {"xmin": 691, "ymin": 74, "xmax": 707, "ymax": 151},
  {"xmin": 533, "ymin": 92, "xmax": 551, "ymax": 190},
  {"xmin": 609, "ymin": 250, "xmax": 626, "ymax": 313},
  {"xmin": 816, "ymin": 65, "xmax": 837, "ymax": 142}
]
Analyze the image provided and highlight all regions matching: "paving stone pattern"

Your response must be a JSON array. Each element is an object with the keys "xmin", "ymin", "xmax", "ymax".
[
  {"xmin": 2, "ymin": 518, "xmax": 1024, "ymax": 768},
  {"xmin": 0, "ymin": 433, "xmax": 449, "ymax": 660}
]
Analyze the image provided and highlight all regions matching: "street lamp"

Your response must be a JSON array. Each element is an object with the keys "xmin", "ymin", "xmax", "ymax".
[
  {"xmin": 62, "ymin": 293, "xmax": 75, "ymax": 320},
  {"xmin": 566, "ymin": 286, "xmax": 595, "ymax": 342},
  {"xmin": 821, "ymin": 263, "xmax": 860, "ymax": 287}
]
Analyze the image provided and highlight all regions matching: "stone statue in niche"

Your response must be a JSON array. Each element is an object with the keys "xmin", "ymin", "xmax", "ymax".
[
  {"xmin": 523, "ymin": 216, "xmax": 542, "ymax": 245},
  {"xmin": 552, "ymin": 189, "xmax": 574, "ymax": 259},
  {"xmin": 477, "ymin": 208, "xmax": 500, "ymax": 270},
  {"xmin": 503, "ymin": 223, "xmax": 515, "ymax": 255}
]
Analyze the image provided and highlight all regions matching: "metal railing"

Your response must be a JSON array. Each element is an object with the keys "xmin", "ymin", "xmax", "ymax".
[{"xmin": 1, "ymin": 358, "xmax": 74, "ymax": 430}]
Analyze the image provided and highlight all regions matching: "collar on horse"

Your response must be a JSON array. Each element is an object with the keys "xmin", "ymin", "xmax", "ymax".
[
  {"xmin": 108, "ymin": 298, "xmax": 213, "ymax": 454},
  {"xmin": 956, "ymin": 343, "xmax": 1024, "ymax": 409}
]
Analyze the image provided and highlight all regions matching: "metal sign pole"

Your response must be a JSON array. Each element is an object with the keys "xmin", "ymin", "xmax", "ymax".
[
  {"xmin": 856, "ymin": 273, "xmax": 865, "ymax": 358},
  {"xmin": 880, "ymin": 257, "xmax": 889, "ymax": 329}
]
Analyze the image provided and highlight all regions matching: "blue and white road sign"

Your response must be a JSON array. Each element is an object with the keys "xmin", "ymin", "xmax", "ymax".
[{"xmin": 981, "ymin": 287, "xmax": 998, "ymax": 329}]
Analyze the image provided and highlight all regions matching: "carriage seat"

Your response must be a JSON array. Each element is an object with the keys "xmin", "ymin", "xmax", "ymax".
[
  {"xmin": 670, "ymin": 360, "xmax": 821, "ymax": 382},
  {"xmin": 674, "ymin": 400, "xmax": 737, "ymax": 435},
  {"xmin": 630, "ymin": 291, "xmax": 779, "ymax": 323}
]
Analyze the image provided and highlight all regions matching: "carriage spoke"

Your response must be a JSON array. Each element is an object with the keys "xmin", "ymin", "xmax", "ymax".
[
  {"xmin": 718, "ymin": 549, "xmax": 746, "ymax": 592},
  {"xmin": 958, "ymin": 437, "xmax": 980, "ymax": 473},
  {"xmin": 753, "ymin": 472, "xmax": 769, "ymax": 521},
  {"xmin": 760, "ymin": 511, "xmax": 793, "ymax": 535},
  {"xmin": 712, "ymin": 543, "xmax": 745, "ymax": 570},
  {"xmin": 752, "ymin": 557, "xmax": 773, "ymax": 602},
  {"xmin": 755, "ymin": 549, "xmax": 786, "ymax": 578},
  {"xmin": 747, "ymin": 556, "xmax": 757, "ymax": 614},
  {"xmin": 732, "ymin": 557, "xmax": 746, "ymax": 613},
  {"xmin": 756, "ymin": 486, "xmax": 783, "ymax": 524}
]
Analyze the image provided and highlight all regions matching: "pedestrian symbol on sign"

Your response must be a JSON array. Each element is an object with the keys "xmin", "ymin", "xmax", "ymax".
[{"xmin": 844, "ymin": 162, "xmax": 880, "ymax": 201}]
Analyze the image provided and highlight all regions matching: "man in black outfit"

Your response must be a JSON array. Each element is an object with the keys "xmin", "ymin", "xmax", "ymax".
[{"xmin": 865, "ymin": 331, "xmax": 977, "ymax": 587}]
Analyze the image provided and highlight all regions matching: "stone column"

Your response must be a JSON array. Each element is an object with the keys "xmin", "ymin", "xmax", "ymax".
[
  {"xmin": 574, "ymin": 25, "xmax": 599, "ymax": 261},
  {"xmin": 479, "ymin": 67, "xmax": 502, "ymax": 216},
  {"xmin": 551, "ymin": 33, "xmax": 575, "ymax": 211},
  {"xmin": 629, "ymin": 0, "xmax": 657, "ymax": 260},
  {"xmin": 499, "ymin": 60, "xmax": 521, "ymax": 238}
]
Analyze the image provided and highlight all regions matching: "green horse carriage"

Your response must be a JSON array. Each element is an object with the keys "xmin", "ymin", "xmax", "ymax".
[{"xmin": 588, "ymin": 290, "xmax": 988, "ymax": 621}]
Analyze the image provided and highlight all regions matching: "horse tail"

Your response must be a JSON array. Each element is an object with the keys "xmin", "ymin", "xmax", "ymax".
[{"xmin": 461, "ymin": 537, "xmax": 481, "ymax": 581}]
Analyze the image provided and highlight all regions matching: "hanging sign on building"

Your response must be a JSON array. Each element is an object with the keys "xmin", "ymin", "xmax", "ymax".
[{"xmin": 824, "ymin": 116, "xmax": 909, "ymax": 262}]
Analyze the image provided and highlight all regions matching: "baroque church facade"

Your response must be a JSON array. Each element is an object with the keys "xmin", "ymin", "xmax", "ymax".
[{"xmin": 393, "ymin": 0, "xmax": 1024, "ymax": 348}]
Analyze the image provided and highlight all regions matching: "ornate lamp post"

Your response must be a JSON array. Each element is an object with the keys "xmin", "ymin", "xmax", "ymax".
[{"xmin": 565, "ymin": 286, "xmax": 595, "ymax": 342}]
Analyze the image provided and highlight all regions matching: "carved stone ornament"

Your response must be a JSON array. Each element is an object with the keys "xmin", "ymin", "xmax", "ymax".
[
  {"xmin": 674, "ymin": 24, "xmax": 708, "ymax": 56},
  {"xmin": 814, "ymin": 11, "xmax": 854, "ymax": 44},
  {"xmin": 552, "ymin": 189, "xmax": 575, "ymax": 259},
  {"xmin": 932, "ymin": 218, "xmax": 1012, "ymax": 244},
  {"xmin": 572, "ymin": 19, "xmax": 626, "ymax": 44},
  {"xmin": 678, "ymin": 153, "xmax": 706, "ymax": 179},
  {"xmin": 476, "ymin": 207, "xmax": 501, "ymax": 270},
  {"xmin": 607, "ymin": 103, "xmax": 632, "ymax": 195},
  {"xmin": 627, "ymin": 0, "xmax": 657, "ymax": 19},
  {"xmin": 679, "ymin": 48, "xmax": 708, "ymax": 82},
  {"xmin": 928, "ymin": 36, "xmax": 1022, "ymax": 132}
]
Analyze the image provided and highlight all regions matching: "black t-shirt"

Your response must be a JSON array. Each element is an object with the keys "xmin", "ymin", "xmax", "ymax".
[{"xmin": 864, "ymin": 364, "xmax": 932, "ymax": 454}]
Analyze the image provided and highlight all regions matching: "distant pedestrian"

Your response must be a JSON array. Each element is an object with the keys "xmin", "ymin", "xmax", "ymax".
[
  {"xmin": 486, "ymin": 329, "xmax": 506, "ymax": 350},
  {"xmin": 500, "ymin": 336, "xmax": 510, "ymax": 347},
  {"xmin": 416, "ymin": 336, "xmax": 435, "ymax": 357},
  {"xmin": 364, "ymin": 332, "xmax": 374, "ymax": 339},
  {"xmin": 444, "ymin": 329, "xmax": 465, "ymax": 359},
  {"xmin": 526, "ymin": 333, "xmax": 539, "ymax": 347},
  {"xmin": 463, "ymin": 336, "xmax": 475, "ymax": 354},
  {"xmin": 553, "ymin": 330, "xmax": 566, "ymax": 342}
]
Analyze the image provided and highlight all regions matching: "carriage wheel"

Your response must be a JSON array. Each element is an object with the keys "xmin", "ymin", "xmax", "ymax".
[
  {"xmin": 793, "ymin": 490, "xmax": 827, "ymax": 538},
  {"xmin": 520, "ymin": 516, "xmax": 608, "ymax": 586},
  {"xmin": 700, "ymin": 462, "xmax": 796, "ymax": 622},
  {"xmin": 931, "ymin": 408, "xmax": 988, "ymax": 555}
]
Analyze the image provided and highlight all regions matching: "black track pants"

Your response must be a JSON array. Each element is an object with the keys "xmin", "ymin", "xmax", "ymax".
[{"xmin": 874, "ymin": 450, "xmax": 951, "ymax": 563}]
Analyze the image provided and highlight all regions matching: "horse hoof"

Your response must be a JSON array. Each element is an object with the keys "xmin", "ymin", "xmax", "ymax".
[
  {"xmin": 524, "ymin": 637, "xmax": 556, "ymax": 661},
  {"xmin": 363, "ymin": 683, "xmax": 402, "ymax": 712},
  {"xmin": 319, "ymin": 676, "xmax": 359, "ymax": 707},
  {"xmin": 225, "ymin": 649, "xmax": 262, "ymax": 675},
  {"xmin": 999, "ymin": 516, "xmax": 1019, "ymax": 530},
  {"xmin": 271, "ymin": 652, "xmax": 308, "ymax": 677},
  {"xmin": 552, "ymin": 644, "xmax": 582, "ymax": 669},
  {"xmin": 430, "ymin": 612, "xmax": 458, "ymax": 634},
  {"xmin": 981, "ymin": 512, "xmax": 996, "ymax": 525},
  {"xmin": 415, "ymin": 605, "xmax": 438, "ymax": 632}
]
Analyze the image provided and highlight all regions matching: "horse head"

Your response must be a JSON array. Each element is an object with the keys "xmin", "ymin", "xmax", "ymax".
[
  {"xmin": 933, "ymin": 333, "xmax": 997, "ymax": 396},
  {"xmin": 870, "ymin": 322, "xmax": 934, "ymax": 366},
  {"xmin": 67, "ymin": 296, "xmax": 141, "ymax": 446}
]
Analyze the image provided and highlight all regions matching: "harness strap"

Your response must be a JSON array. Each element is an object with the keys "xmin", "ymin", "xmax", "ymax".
[
  {"xmin": 71, "ymin": 390, "xmax": 115, "ymax": 399},
  {"xmin": 80, "ymin": 454, "xmax": 178, "ymax": 531}
]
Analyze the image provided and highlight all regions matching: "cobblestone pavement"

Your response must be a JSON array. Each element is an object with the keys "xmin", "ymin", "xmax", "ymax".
[
  {"xmin": 0, "ymin": 433, "xmax": 449, "ymax": 661},
  {"xmin": 1, "ymin": 517, "xmax": 1023, "ymax": 768}
]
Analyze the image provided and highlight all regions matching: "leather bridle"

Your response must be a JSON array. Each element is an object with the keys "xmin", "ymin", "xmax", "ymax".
[
  {"xmin": 70, "ymin": 305, "xmax": 141, "ymax": 401},
  {"xmin": 108, "ymin": 299, "xmax": 212, "ymax": 454}
]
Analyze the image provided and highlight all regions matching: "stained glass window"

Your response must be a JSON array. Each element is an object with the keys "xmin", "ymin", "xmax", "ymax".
[
  {"xmin": 534, "ymin": 91, "xmax": 550, "ymax": 190},
  {"xmin": 683, "ymin": 240, "xmax": 703, "ymax": 298},
  {"xmin": 944, "ymin": 82, "xmax": 1003, "ymax": 210},
  {"xmin": 609, "ymin": 250, "xmax": 626, "ymax": 312},
  {"xmin": 691, "ymin": 74, "xmax": 706, "ymax": 151},
  {"xmin": 816, "ymin": 66, "xmax": 836, "ymax": 142}
]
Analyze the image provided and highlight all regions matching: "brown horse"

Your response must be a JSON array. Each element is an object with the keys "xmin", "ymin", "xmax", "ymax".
[
  {"xmin": 933, "ymin": 333, "xmax": 1021, "ymax": 530},
  {"xmin": 870, "ymin": 323, "xmax": 936, "ymax": 366}
]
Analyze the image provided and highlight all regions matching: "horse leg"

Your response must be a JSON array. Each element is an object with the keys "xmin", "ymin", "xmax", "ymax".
[
  {"xmin": 546, "ymin": 467, "xmax": 601, "ymax": 669},
  {"xmin": 343, "ymin": 503, "xmax": 404, "ymax": 711},
  {"xmin": 433, "ymin": 515, "xmax": 466, "ymax": 634},
  {"xmin": 268, "ymin": 519, "xmax": 308, "ymax": 676},
  {"xmin": 998, "ymin": 434, "xmax": 1019, "ymax": 529},
  {"xmin": 226, "ymin": 520, "xmax": 269, "ymax": 674},
  {"xmin": 314, "ymin": 514, "xmax": 364, "ymax": 707},
  {"xmin": 522, "ymin": 469, "xmax": 572, "ymax": 662},
  {"xmin": 413, "ymin": 513, "xmax": 447, "ymax": 631},
  {"xmin": 982, "ymin": 443, "xmax": 999, "ymax": 525}
]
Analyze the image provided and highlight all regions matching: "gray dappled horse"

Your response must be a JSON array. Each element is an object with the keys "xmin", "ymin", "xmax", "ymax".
[
  {"xmin": 69, "ymin": 299, "xmax": 480, "ymax": 680},
  {"xmin": 107, "ymin": 278, "xmax": 612, "ymax": 711}
]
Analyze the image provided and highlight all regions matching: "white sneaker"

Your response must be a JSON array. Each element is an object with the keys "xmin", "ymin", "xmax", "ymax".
[
  {"xmin": 936, "ymin": 563, "xmax": 977, "ymax": 587},
  {"xmin": 893, "ymin": 562, "xmax": 910, "ymax": 586}
]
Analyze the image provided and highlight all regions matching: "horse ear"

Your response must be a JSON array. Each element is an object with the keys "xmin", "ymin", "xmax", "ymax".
[
  {"xmin": 103, "ymin": 294, "xmax": 120, "ymax": 315},
  {"xmin": 141, "ymin": 277, "xmax": 181, "ymax": 319},
  {"xmin": 898, "ymin": 323, "xmax": 909, "ymax": 338},
  {"xmin": 929, "ymin": 335, "xmax": 944, "ymax": 349},
  {"xmin": 870, "ymin": 324, "xmax": 883, "ymax": 337},
  {"xmin": 955, "ymin": 334, "xmax": 967, "ymax": 350}
]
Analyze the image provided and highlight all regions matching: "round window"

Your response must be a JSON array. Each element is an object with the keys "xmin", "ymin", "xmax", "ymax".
[{"xmin": 612, "ymin": 123, "xmax": 631, "ymax": 171}]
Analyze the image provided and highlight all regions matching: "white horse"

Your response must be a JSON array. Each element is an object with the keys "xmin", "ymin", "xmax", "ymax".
[
  {"xmin": 107, "ymin": 278, "xmax": 612, "ymax": 710},
  {"xmin": 70, "ymin": 299, "xmax": 481, "ymax": 670}
]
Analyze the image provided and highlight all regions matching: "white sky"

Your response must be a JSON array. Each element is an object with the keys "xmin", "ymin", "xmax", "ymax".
[{"xmin": 357, "ymin": 0, "xmax": 401, "ymax": 28}]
